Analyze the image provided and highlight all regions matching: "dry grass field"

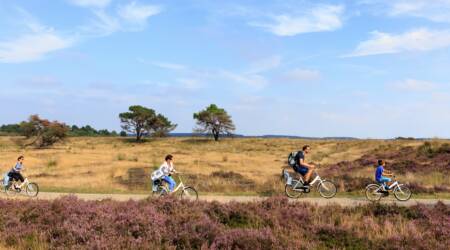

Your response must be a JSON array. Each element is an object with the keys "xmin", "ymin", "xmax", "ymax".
[{"xmin": 0, "ymin": 136, "xmax": 448, "ymax": 196}]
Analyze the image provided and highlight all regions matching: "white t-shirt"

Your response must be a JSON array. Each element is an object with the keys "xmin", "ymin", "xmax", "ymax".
[{"xmin": 151, "ymin": 161, "xmax": 174, "ymax": 181}]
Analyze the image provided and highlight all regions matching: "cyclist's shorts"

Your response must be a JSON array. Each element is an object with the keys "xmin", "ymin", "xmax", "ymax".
[
  {"xmin": 293, "ymin": 165, "xmax": 309, "ymax": 175},
  {"xmin": 377, "ymin": 176, "xmax": 391, "ymax": 183}
]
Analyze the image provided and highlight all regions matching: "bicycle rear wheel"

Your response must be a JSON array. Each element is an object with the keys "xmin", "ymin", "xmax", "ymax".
[
  {"xmin": 26, "ymin": 183, "xmax": 39, "ymax": 197},
  {"xmin": 393, "ymin": 185, "xmax": 411, "ymax": 201},
  {"xmin": 365, "ymin": 184, "xmax": 382, "ymax": 202},
  {"xmin": 5, "ymin": 185, "xmax": 18, "ymax": 196},
  {"xmin": 180, "ymin": 187, "xmax": 198, "ymax": 201},
  {"xmin": 318, "ymin": 180, "xmax": 337, "ymax": 199},
  {"xmin": 285, "ymin": 184, "xmax": 302, "ymax": 198}
]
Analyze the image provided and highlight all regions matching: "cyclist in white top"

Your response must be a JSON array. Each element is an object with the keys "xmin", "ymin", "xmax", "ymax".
[{"xmin": 159, "ymin": 154, "xmax": 177, "ymax": 192}]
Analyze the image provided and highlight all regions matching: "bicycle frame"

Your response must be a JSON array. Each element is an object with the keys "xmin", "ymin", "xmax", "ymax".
[
  {"xmin": 291, "ymin": 171, "xmax": 324, "ymax": 191},
  {"xmin": 375, "ymin": 180, "xmax": 401, "ymax": 191},
  {"xmin": 7, "ymin": 177, "xmax": 29, "ymax": 188},
  {"xmin": 160, "ymin": 175, "xmax": 186, "ymax": 193}
]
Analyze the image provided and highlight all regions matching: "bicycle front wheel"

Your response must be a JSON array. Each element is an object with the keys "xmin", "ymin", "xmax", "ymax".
[
  {"xmin": 365, "ymin": 184, "xmax": 382, "ymax": 202},
  {"xmin": 180, "ymin": 187, "xmax": 198, "ymax": 201},
  {"xmin": 26, "ymin": 183, "xmax": 39, "ymax": 197},
  {"xmin": 285, "ymin": 184, "xmax": 302, "ymax": 198},
  {"xmin": 394, "ymin": 185, "xmax": 412, "ymax": 201},
  {"xmin": 318, "ymin": 180, "xmax": 337, "ymax": 199}
]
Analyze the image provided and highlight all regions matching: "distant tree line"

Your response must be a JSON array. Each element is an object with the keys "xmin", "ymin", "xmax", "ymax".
[
  {"xmin": 69, "ymin": 125, "xmax": 118, "ymax": 137},
  {"xmin": 1, "ymin": 122, "xmax": 118, "ymax": 137},
  {"xmin": 1, "ymin": 103, "xmax": 237, "ymax": 146}
]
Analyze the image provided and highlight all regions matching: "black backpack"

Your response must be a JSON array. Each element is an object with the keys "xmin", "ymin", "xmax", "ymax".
[{"xmin": 287, "ymin": 151, "xmax": 300, "ymax": 167}]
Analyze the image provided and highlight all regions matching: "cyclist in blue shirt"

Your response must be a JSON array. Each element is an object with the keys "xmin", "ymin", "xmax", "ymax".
[{"xmin": 375, "ymin": 160, "xmax": 393, "ymax": 191}]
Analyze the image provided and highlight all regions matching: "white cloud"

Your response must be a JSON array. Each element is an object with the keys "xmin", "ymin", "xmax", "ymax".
[
  {"xmin": 246, "ymin": 55, "xmax": 281, "ymax": 74},
  {"xmin": 83, "ymin": 2, "xmax": 162, "ymax": 35},
  {"xmin": 390, "ymin": 79, "xmax": 438, "ymax": 92},
  {"xmin": 345, "ymin": 28, "xmax": 450, "ymax": 57},
  {"xmin": 69, "ymin": 0, "xmax": 111, "ymax": 8},
  {"xmin": 147, "ymin": 60, "xmax": 188, "ymax": 71},
  {"xmin": 176, "ymin": 78, "xmax": 202, "ymax": 90},
  {"xmin": 249, "ymin": 4, "xmax": 344, "ymax": 36},
  {"xmin": 0, "ymin": 18, "xmax": 73, "ymax": 63},
  {"xmin": 364, "ymin": 0, "xmax": 450, "ymax": 23},
  {"xmin": 282, "ymin": 68, "xmax": 321, "ymax": 82},
  {"xmin": 118, "ymin": 1, "xmax": 162, "ymax": 24},
  {"xmin": 220, "ymin": 71, "xmax": 268, "ymax": 89},
  {"xmin": 86, "ymin": 10, "xmax": 122, "ymax": 35}
]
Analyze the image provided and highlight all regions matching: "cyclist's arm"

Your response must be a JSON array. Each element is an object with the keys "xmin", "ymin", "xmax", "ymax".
[
  {"xmin": 299, "ymin": 159, "xmax": 313, "ymax": 168},
  {"xmin": 383, "ymin": 170, "xmax": 393, "ymax": 176}
]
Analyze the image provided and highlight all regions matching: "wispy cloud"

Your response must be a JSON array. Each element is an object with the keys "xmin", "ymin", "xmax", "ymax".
[
  {"xmin": 220, "ymin": 71, "xmax": 268, "ymax": 89},
  {"xmin": 86, "ymin": 9, "xmax": 122, "ymax": 35},
  {"xmin": 363, "ymin": 0, "xmax": 450, "ymax": 23},
  {"xmin": 141, "ymin": 59, "xmax": 188, "ymax": 71},
  {"xmin": 82, "ymin": 2, "xmax": 163, "ymax": 35},
  {"xmin": 17, "ymin": 76, "xmax": 62, "ymax": 88},
  {"xmin": 281, "ymin": 68, "xmax": 321, "ymax": 82},
  {"xmin": 245, "ymin": 55, "xmax": 281, "ymax": 74},
  {"xmin": 249, "ymin": 4, "xmax": 344, "ymax": 36},
  {"xmin": 176, "ymin": 78, "xmax": 203, "ymax": 90},
  {"xmin": 0, "ymin": 12, "xmax": 74, "ymax": 63},
  {"xmin": 68, "ymin": 0, "xmax": 111, "ymax": 8},
  {"xmin": 141, "ymin": 56, "xmax": 278, "ymax": 89},
  {"xmin": 118, "ymin": 1, "xmax": 162, "ymax": 25},
  {"xmin": 344, "ymin": 28, "xmax": 450, "ymax": 57},
  {"xmin": 390, "ymin": 79, "xmax": 438, "ymax": 92}
]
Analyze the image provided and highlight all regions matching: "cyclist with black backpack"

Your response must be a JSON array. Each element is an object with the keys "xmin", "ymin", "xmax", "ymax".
[{"xmin": 292, "ymin": 145, "xmax": 316, "ymax": 188}]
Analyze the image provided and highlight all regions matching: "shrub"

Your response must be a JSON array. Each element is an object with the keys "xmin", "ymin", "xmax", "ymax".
[
  {"xmin": 20, "ymin": 115, "xmax": 68, "ymax": 148},
  {"xmin": 0, "ymin": 196, "xmax": 448, "ymax": 249},
  {"xmin": 116, "ymin": 153, "xmax": 126, "ymax": 161},
  {"xmin": 47, "ymin": 158, "xmax": 58, "ymax": 168}
]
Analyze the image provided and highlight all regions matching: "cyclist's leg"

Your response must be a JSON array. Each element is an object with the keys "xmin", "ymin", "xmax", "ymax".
[
  {"xmin": 303, "ymin": 165, "xmax": 315, "ymax": 183},
  {"xmin": 17, "ymin": 173, "xmax": 25, "ymax": 188},
  {"xmin": 8, "ymin": 172, "xmax": 19, "ymax": 182},
  {"xmin": 381, "ymin": 177, "xmax": 392, "ymax": 189},
  {"xmin": 7, "ymin": 172, "xmax": 21, "ymax": 189},
  {"xmin": 163, "ymin": 176, "xmax": 176, "ymax": 192}
]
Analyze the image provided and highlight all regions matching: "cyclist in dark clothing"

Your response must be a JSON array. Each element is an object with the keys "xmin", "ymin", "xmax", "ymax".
[
  {"xmin": 8, "ymin": 156, "xmax": 26, "ymax": 190},
  {"xmin": 293, "ymin": 145, "xmax": 316, "ymax": 187}
]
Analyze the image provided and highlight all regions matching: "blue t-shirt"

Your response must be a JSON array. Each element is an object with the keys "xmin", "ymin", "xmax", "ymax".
[
  {"xmin": 12, "ymin": 163, "xmax": 23, "ymax": 172},
  {"xmin": 375, "ymin": 165, "xmax": 384, "ymax": 182}
]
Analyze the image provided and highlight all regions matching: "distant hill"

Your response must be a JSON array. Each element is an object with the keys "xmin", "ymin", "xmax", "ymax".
[{"xmin": 167, "ymin": 133, "xmax": 358, "ymax": 140}]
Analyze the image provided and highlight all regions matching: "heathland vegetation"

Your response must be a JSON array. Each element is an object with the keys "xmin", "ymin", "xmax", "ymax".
[
  {"xmin": 0, "ymin": 136, "xmax": 449, "ymax": 197},
  {"xmin": 0, "ymin": 196, "xmax": 448, "ymax": 249}
]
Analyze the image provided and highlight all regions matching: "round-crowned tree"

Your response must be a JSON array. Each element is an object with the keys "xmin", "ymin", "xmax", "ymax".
[{"xmin": 193, "ymin": 104, "xmax": 235, "ymax": 141}]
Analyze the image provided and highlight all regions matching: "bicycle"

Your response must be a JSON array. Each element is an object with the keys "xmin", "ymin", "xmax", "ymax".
[
  {"xmin": 283, "ymin": 168, "xmax": 337, "ymax": 199},
  {"xmin": 3, "ymin": 177, "xmax": 39, "ymax": 197},
  {"xmin": 153, "ymin": 174, "xmax": 198, "ymax": 201},
  {"xmin": 365, "ymin": 176, "xmax": 412, "ymax": 202}
]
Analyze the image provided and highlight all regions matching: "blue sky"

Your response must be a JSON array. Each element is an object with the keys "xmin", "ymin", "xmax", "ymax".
[{"xmin": 1, "ymin": 0, "xmax": 450, "ymax": 138}]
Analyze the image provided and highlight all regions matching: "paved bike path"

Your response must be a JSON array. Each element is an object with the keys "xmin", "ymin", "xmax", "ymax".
[{"xmin": 2, "ymin": 192, "xmax": 449, "ymax": 207}]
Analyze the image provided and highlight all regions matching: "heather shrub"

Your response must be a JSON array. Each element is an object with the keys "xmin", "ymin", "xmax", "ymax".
[{"xmin": 0, "ymin": 196, "xmax": 448, "ymax": 249}]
